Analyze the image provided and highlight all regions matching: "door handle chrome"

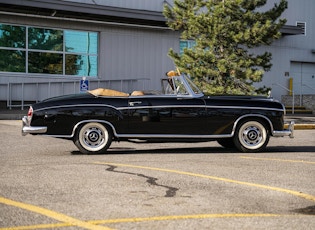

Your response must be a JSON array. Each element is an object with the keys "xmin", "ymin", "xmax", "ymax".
[{"xmin": 129, "ymin": 101, "xmax": 142, "ymax": 106}]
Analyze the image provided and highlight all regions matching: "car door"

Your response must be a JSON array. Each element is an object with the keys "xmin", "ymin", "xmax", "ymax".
[{"xmin": 126, "ymin": 96, "xmax": 208, "ymax": 135}]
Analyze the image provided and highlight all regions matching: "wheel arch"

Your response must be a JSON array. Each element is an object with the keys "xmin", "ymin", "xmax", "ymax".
[
  {"xmin": 232, "ymin": 114, "xmax": 273, "ymax": 137},
  {"xmin": 72, "ymin": 120, "xmax": 117, "ymax": 138}
]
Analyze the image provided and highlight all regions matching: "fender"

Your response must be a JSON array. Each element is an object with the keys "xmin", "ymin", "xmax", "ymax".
[
  {"xmin": 32, "ymin": 104, "xmax": 124, "ymax": 137},
  {"xmin": 231, "ymin": 114, "xmax": 274, "ymax": 136}
]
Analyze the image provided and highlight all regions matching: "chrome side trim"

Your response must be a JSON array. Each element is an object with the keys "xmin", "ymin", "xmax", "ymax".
[
  {"xmin": 22, "ymin": 116, "xmax": 47, "ymax": 136},
  {"xmin": 117, "ymin": 105, "xmax": 206, "ymax": 110},
  {"xmin": 205, "ymin": 105, "xmax": 283, "ymax": 112},
  {"xmin": 116, "ymin": 134, "xmax": 233, "ymax": 139},
  {"xmin": 33, "ymin": 103, "xmax": 284, "ymax": 113},
  {"xmin": 34, "ymin": 104, "xmax": 118, "ymax": 112},
  {"xmin": 117, "ymin": 105, "xmax": 284, "ymax": 112}
]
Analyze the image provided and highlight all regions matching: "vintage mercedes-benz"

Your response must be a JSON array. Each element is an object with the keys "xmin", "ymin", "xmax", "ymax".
[{"xmin": 22, "ymin": 71, "xmax": 294, "ymax": 154}]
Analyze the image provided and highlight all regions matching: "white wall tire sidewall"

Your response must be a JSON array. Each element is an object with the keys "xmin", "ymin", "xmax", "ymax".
[
  {"xmin": 237, "ymin": 121, "xmax": 267, "ymax": 151},
  {"xmin": 78, "ymin": 122, "xmax": 109, "ymax": 152}
]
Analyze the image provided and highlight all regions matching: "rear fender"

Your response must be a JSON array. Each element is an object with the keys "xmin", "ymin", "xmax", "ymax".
[{"xmin": 72, "ymin": 119, "xmax": 117, "ymax": 138}]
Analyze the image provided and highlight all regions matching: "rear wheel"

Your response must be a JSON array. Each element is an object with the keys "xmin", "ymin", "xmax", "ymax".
[
  {"xmin": 233, "ymin": 120, "xmax": 270, "ymax": 153},
  {"xmin": 74, "ymin": 122, "xmax": 112, "ymax": 154}
]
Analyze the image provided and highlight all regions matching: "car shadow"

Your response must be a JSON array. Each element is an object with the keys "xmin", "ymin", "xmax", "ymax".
[
  {"xmin": 71, "ymin": 145, "xmax": 315, "ymax": 155},
  {"xmin": 265, "ymin": 145, "xmax": 315, "ymax": 153},
  {"xmin": 71, "ymin": 146, "xmax": 233, "ymax": 155}
]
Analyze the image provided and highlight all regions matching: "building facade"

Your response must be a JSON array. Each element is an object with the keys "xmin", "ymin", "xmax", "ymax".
[
  {"xmin": 255, "ymin": 0, "xmax": 315, "ymax": 107},
  {"xmin": 0, "ymin": 0, "xmax": 314, "ymax": 109}
]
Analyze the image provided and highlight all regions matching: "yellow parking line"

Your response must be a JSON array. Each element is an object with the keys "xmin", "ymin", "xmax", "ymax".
[
  {"xmin": 93, "ymin": 162, "xmax": 315, "ymax": 202},
  {"xmin": 240, "ymin": 156, "xmax": 315, "ymax": 164},
  {"xmin": 0, "ymin": 211, "xmax": 308, "ymax": 230},
  {"xmin": 91, "ymin": 213, "xmax": 281, "ymax": 225},
  {"xmin": 0, "ymin": 197, "xmax": 113, "ymax": 230},
  {"xmin": 0, "ymin": 213, "xmax": 282, "ymax": 229},
  {"xmin": 3, "ymin": 161, "xmax": 314, "ymax": 229}
]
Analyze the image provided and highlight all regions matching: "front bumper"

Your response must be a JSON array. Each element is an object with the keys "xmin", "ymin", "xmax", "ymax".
[
  {"xmin": 272, "ymin": 121, "xmax": 294, "ymax": 138},
  {"xmin": 22, "ymin": 116, "xmax": 47, "ymax": 136}
]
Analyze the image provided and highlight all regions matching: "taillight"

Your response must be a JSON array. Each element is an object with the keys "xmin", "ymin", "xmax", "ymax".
[{"xmin": 27, "ymin": 107, "xmax": 33, "ymax": 120}]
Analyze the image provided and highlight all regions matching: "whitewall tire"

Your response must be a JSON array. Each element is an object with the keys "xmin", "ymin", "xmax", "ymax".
[
  {"xmin": 233, "ymin": 120, "xmax": 270, "ymax": 153},
  {"xmin": 74, "ymin": 122, "xmax": 112, "ymax": 154}
]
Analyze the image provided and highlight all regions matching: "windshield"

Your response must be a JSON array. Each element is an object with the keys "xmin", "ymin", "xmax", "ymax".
[
  {"xmin": 173, "ymin": 77, "xmax": 189, "ymax": 95},
  {"xmin": 184, "ymin": 74, "xmax": 203, "ymax": 95},
  {"xmin": 161, "ymin": 74, "xmax": 203, "ymax": 97}
]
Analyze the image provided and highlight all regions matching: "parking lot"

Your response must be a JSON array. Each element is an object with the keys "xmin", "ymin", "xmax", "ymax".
[{"xmin": 0, "ymin": 120, "xmax": 314, "ymax": 230}]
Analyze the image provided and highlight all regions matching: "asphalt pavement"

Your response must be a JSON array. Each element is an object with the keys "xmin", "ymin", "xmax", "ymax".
[{"xmin": 1, "ymin": 120, "xmax": 314, "ymax": 230}]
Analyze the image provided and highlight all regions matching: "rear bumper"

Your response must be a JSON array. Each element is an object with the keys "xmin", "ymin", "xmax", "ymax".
[
  {"xmin": 272, "ymin": 121, "xmax": 294, "ymax": 138},
  {"xmin": 22, "ymin": 116, "xmax": 47, "ymax": 136}
]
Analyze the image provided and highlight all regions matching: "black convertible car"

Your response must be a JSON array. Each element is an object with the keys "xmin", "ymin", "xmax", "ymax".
[{"xmin": 22, "ymin": 72, "xmax": 294, "ymax": 154}]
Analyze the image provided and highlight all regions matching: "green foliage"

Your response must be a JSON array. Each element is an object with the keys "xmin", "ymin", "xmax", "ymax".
[{"xmin": 163, "ymin": 0, "xmax": 287, "ymax": 95}]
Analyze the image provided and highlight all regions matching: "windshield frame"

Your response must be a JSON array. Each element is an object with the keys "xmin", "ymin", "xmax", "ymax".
[{"xmin": 162, "ymin": 74, "xmax": 204, "ymax": 98}]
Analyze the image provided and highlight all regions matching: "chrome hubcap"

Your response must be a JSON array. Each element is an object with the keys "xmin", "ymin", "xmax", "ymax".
[
  {"xmin": 83, "ymin": 127, "xmax": 104, "ymax": 148},
  {"xmin": 242, "ymin": 126, "xmax": 262, "ymax": 146}
]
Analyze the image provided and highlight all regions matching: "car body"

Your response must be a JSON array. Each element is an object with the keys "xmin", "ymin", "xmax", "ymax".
[{"xmin": 22, "ymin": 72, "xmax": 294, "ymax": 154}]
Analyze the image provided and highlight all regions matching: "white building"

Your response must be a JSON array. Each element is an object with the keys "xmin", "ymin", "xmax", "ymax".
[{"xmin": 0, "ymin": 0, "xmax": 314, "ymax": 109}]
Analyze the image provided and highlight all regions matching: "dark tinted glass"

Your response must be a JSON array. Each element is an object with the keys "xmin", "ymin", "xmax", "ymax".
[
  {"xmin": 28, "ymin": 27, "xmax": 63, "ymax": 51},
  {"xmin": 28, "ymin": 52, "xmax": 63, "ymax": 74},
  {"xmin": 0, "ymin": 50, "xmax": 25, "ymax": 72},
  {"xmin": 0, "ymin": 24, "xmax": 26, "ymax": 48}
]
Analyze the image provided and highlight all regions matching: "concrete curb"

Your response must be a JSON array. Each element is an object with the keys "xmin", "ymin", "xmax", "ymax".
[
  {"xmin": 284, "ymin": 123, "xmax": 315, "ymax": 130},
  {"xmin": 0, "ymin": 114, "xmax": 25, "ymax": 120}
]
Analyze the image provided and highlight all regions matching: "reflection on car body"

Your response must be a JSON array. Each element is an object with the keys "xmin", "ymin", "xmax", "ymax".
[{"xmin": 22, "ymin": 71, "xmax": 294, "ymax": 154}]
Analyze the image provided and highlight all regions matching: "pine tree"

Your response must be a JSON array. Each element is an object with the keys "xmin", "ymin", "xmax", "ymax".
[{"xmin": 163, "ymin": 0, "xmax": 287, "ymax": 95}]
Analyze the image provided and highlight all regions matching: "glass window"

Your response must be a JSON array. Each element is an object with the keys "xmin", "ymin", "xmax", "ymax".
[
  {"xmin": 173, "ymin": 77, "xmax": 189, "ymax": 95},
  {"xmin": 28, "ymin": 27, "xmax": 63, "ymax": 51},
  {"xmin": 0, "ymin": 24, "xmax": 26, "ymax": 72},
  {"xmin": 180, "ymin": 40, "xmax": 196, "ymax": 55},
  {"xmin": 0, "ymin": 23, "xmax": 98, "ymax": 77},
  {"xmin": 0, "ymin": 24, "xmax": 26, "ymax": 48},
  {"xmin": 65, "ymin": 54, "xmax": 97, "ymax": 76},
  {"xmin": 28, "ymin": 52, "xmax": 63, "ymax": 74},
  {"xmin": 0, "ymin": 50, "xmax": 25, "ymax": 72},
  {"xmin": 65, "ymin": 30, "xmax": 97, "ymax": 54},
  {"xmin": 65, "ymin": 30, "xmax": 98, "ymax": 77}
]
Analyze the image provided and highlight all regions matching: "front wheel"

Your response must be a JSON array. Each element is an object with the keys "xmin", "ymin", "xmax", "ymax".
[
  {"xmin": 233, "ymin": 120, "xmax": 270, "ymax": 153},
  {"xmin": 74, "ymin": 122, "xmax": 112, "ymax": 154}
]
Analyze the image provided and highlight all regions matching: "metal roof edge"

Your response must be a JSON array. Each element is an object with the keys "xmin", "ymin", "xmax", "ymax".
[{"xmin": 0, "ymin": 0, "xmax": 167, "ymax": 26}]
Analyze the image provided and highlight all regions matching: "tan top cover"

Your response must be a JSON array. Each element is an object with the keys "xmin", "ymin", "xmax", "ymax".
[{"xmin": 88, "ymin": 88, "xmax": 129, "ymax": 97}]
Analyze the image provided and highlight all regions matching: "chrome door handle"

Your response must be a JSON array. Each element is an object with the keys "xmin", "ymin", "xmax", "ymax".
[{"xmin": 129, "ymin": 101, "xmax": 142, "ymax": 106}]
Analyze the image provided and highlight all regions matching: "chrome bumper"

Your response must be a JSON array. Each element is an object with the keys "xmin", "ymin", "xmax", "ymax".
[
  {"xmin": 22, "ymin": 116, "xmax": 47, "ymax": 136},
  {"xmin": 272, "ymin": 121, "xmax": 294, "ymax": 138}
]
